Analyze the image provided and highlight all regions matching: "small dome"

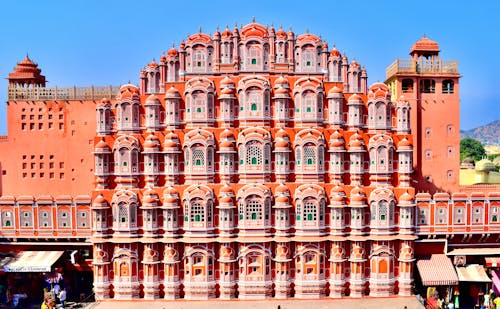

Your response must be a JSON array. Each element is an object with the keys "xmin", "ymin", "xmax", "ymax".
[
  {"xmin": 147, "ymin": 60, "xmax": 159, "ymax": 68},
  {"xmin": 274, "ymin": 87, "xmax": 289, "ymax": 96},
  {"xmin": 274, "ymin": 75, "xmax": 289, "ymax": 88},
  {"xmin": 163, "ymin": 186, "xmax": 179, "ymax": 197},
  {"xmin": 220, "ymin": 140, "xmax": 234, "ymax": 148},
  {"xmin": 144, "ymin": 133, "xmax": 160, "ymax": 149},
  {"xmin": 275, "ymin": 128, "xmax": 289, "ymax": 139},
  {"xmin": 349, "ymin": 132, "xmax": 364, "ymax": 148},
  {"xmin": 93, "ymin": 194, "xmax": 107, "ymax": 205},
  {"xmin": 275, "ymin": 195, "xmax": 289, "ymax": 203},
  {"xmin": 462, "ymin": 157, "xmax": 474, "ymax": 164},
  {"xmin": 398, "ymin": 137, "xmax": 412, "ymax": 148},
  {"xmin": 475, "ymin": 159, "xmax": 496, "ymax": 172},
  {"xmin": 348, "ymin": 93, "xmax": 363, "ymax": 102},
  {"xmin": 165, "ymin": 86, "xmax": 181, "ymax": 99},
  {"xmin": 219, "ymin": 183, "xmax": 234, "ymax": 195},
  {"xmin": 331, "ymin": 194, "xmax": 345, "ymax": 202},
  {"xmin": 119, "ymin": 84, "xmax": 140, "ymax": 95},
  {"xmin": 328, "ymin": 86, "xmax": 343, "ymax": 95},
  {"xmin": 146, "ymin": 94, "xmax": 160, "ymax": 103},
  {"xmin": 220, "ymin": 128, "xmax": 235, "ymax": 139},
  {"xmin": 213, "ymin": 29, "xmax": 221, "ymax": 39},
  {"xmin": 275, "ymin": 183, "xmax": 290, "ymax": 195},
  {"xmin": 220, "ymin": 76, "xmax": 235, "ymax": 88},
  {"xmin": 95, "ymin": 138, "xmax": 111, "ymax": 152},
  {"xmin": 167, "ymin": 47, "xmax": 178, "ymax": 57},
  {"xmin": 350, "ymin": 187, "xmax": 366, "ymax": 202},
  {"xmin": 331, "ymin": 130, "xmax": 343, "ymax": 140},
  {"xmin": 222, "ymin": 27, "xmax": 232, "ymax": 39},
  {"xmin": 219, "ymin": 196, "xmax": 233, "ymax": 203},
  {"xmin": 329, "ymin": 138, "xmax": 344, "ymax": 148},
  {"xmin": 330, "ymin": 48, "xmax": 341, "ymax": 57},
  {"xmin": 399, "ymin": 191, "xmax": 414, "ymax": 202},
  {"xmin": 221, "ymin": 86, "xmax": 234, "ymax": 95},
  {"xmin": 275, "ymin": 139, "xmax": 289, "ymax": 148},
  {"xmin": 331, "ymin": 185, "xmax": 345, "ymax": 195},
  {"xmin": 142, "ymin": 195, "xmax": 157, "ymax": 205},
  {"xmin": 276, "ymin": 28, "xmax": 287, "ymax": 39},
  {"xmin": 410, "ymin": 36, "xmax": 440, "ymax": 53},
  {"xmin": 349, "ymin": 60, "xmax": 360, "ymax": 68}
]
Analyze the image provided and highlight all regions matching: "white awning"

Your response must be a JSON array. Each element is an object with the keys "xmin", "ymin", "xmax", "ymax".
[
  {"xmin": 3, "ymin": 251, "xmax": 64, "ymax": 272},
  {"xmin": 447, "ymin": 248, "xmax": 500, "ymax": 256},
  {"xmin": 456, "ymin": 264, "xmax": 491, "ymax": 282}
]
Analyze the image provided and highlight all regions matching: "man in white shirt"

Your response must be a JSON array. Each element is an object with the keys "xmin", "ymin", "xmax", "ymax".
[{"xmin": 58, "ymin": 288, "xmax": 66, "ymax": 309}]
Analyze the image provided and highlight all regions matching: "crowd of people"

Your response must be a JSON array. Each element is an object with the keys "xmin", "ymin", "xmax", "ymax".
[
  {"xmin": 40, "ymin": 284, "xmax": 66, "ymax": 309},
  {"xmin": 434, "ymin": 289, "xmax": 500, "ymax": 309}
]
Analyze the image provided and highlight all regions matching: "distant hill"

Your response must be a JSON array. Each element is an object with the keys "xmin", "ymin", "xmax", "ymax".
[{"xmin": 461, "ymin": 120, "xmax": 500, "ymax": 146}]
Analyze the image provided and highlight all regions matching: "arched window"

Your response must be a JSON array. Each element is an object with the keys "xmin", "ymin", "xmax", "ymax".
[
  {"xmin": 304, "ymin": 200, "xmax": 317, "ymax": 221},
  {"xmin": 246, "ymin": 143, "xmax": 262, "ymax": 165},
  {"xmin": 192, "ymin": 148, "xmax": 205, "ymax": 166},
  {"xmin": 419, "ymin": 79, "xmax": 435, "ymax": 93},
  {"xmin": 442, "ymin": 80, "xmax": 454, "ymax": 94},
  {"xmin": 402, "ymin": 79, "xmax": 414, "ymax": 93},
  {"xmin": 375, "ymin": 102, "xmax": 386, "ymax": 127},
  {"xmin": 114, "ymin": 136, "xmax": 140, "ymax": 175},
  {"xmin": 191, "ymin": 202, "xmax": 204, "ymax": 222},
  {"xmin": 276, "ymin": 42, "xmax": 286, "ymax": 63},
  {"xmin": 119, "ymin": 204, "xmax": 127, "ymax": 223},
  {"xmin": 304, "ymin": 146, "xmax": 316, "ymax": 165},
  {"xmin": 247, "ymin": 44, "xmax": 261, "ymax": 69},
  {"xmin": 247, "ymin": 90, "xmax": 261, "ymax": 114},
  {"xmin": 304, "ymin": 92, "xmax": 315, "ymax": 114},
  {"xmin": 246, "ymin": 199, "xmax": 262, "ymax": 220},
  {"xmin": 301, "ymin": 47, "xmax": 316, "ymax": 72},
  {"xmin": 193, "ymin": 91, "xmax": 205, "ymax": 118},
  {"xmin": 379, "ymin": 201, "xmax": 388, "ymax": 221},
  {"xmin": 193, "ymin": 48, "xmax": 206, "ymax": 72}
]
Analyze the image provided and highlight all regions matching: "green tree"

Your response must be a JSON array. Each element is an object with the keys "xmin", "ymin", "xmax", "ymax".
[{"xmin": 460, "ymin": 138, "xmax": 486, "ymax": 161}]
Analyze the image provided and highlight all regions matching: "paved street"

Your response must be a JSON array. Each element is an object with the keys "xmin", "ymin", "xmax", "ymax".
[{"xmin": 81, "ymin": 296, "xmax": 424, "ymax": 309}]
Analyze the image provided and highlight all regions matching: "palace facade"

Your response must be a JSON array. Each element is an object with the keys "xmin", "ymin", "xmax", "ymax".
[{"xmin": 0, "ymin": 21, "xmax": 499, "ymax": 302}]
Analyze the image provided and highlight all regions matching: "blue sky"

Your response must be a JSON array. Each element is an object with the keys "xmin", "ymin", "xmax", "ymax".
[{"xmin": 0, "ymin": 0, "xmax": 498, "ymax": 134}]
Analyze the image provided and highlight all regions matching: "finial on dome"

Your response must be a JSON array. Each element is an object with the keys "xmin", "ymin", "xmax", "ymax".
[
  {"xmin": 199, "ymin": 26, "xmax": 202, "ymax": 33},
  {"xmin": 216, "ymin": 26, "xmax": 219, "ymax": 32},
  {"xmin": 289, "ymin": 26, "xmax": 293, "ymax": 31},
  {"xmin": 252, "ymin": 16, "xmax": 255, "ymax": 23},
  {"xmin": 423, "ymin": 33, "xmax": 427, "ymax": 38},
  {"xmin": 306, "ymin": 27, "xmax": 309, "ymax": 33}
]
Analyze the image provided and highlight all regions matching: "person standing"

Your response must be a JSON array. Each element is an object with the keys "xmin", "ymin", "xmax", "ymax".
[
  {"xmin": 58, "ymin": 288, "xmax": 67, "ymax": 309},
  {"xmin": 494, "ymin": 295, "xmax": 500, "ymax": 309},
  {"xmin": 484, "ymin": 292, "xmax": 491, "ymax": 309}
]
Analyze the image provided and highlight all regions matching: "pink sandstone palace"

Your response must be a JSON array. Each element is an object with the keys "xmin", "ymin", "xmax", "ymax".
[{"xmin": 0, "ymin": 21, "xmax": 499, "ymax": 303}]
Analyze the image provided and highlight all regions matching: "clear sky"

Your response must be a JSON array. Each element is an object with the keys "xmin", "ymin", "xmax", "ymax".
[{"xmin": 0, "ymin": 0, "xmax": 499, "ymax": 134}]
